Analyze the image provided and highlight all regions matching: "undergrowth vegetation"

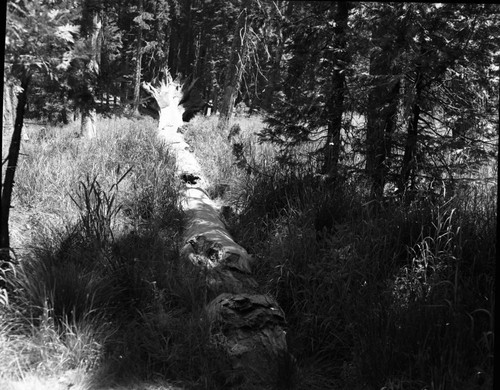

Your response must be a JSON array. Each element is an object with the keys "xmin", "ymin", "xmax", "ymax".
[
  {"xmin": 1, "ymin": 113, "xmax": 496, "ymax": 389},
  {"xmin": 1, "ymin": 116, "xmax": 226, "ymax": 390},
  {"xmin": 183, "ymin": 114, "xmax": 496, "ymax": 390}
]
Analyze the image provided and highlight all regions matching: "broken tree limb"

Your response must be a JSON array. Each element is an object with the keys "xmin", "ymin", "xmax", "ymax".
[{"xmin": 143, "ymin": 70, "xmax": 290, "ymax": 388}]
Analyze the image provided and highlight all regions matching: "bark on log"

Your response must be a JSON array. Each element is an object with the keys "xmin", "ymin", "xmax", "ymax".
[{"xmin": 142, "ymin": 71, "xmax": 289, "ymax": 388}]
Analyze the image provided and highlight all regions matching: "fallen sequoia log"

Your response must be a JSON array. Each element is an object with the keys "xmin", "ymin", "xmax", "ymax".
[{"xmin": 142, "ymin": 73, "xmax": 290, "ymax": 388}]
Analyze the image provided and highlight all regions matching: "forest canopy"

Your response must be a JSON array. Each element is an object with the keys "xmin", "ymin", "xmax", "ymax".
[{"xmin": 4, "ymin": 0, "xmax": 499, "ymax": 196}]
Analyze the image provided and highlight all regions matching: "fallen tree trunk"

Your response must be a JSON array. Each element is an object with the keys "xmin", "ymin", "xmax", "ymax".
[{"xmin": 142, "ymin": 72, "xmax": 289, "ymax": 388}]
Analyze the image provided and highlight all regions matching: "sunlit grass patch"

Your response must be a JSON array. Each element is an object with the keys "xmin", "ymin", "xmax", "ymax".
[
  {"xmin": 0, "ymin": 303, "xmax": 105, "ymax": 383},
  {"xmin": 182, "ymin": 114, "xmax": 280, "ymax": 202},
  {"xmin": 8, "ymin": 116, "xmax": 165, "ymax": 248}
]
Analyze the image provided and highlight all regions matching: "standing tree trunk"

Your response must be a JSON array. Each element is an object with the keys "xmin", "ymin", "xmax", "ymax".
[
  {"xmin": 399, "ymin": 66, "xmax": 423, "ymax": 195},
  {"xmin": 262, "ymin": 0, "xmax": 287, "ymax": 112},
  {"xmin": 262, "ymin": 41, "xmax": 283, "ymax": 111},
  {"xmin": 1, "ymin": 72, "xmax": 30, "ymax": 260},
  {"xmin": 322, "ymin": 1, "xmax": 350, "ymax": 177},
  {"xmin": 2, "ymin": 82, "xmax": 15, "ymax": 141},
  {"xmin": 217, "ymin": 0, "xmax": 251, "ymax": 132},
  {"xmin": 80, "ymin": 102, "xmax": 97, "ymax": 138},
  {"xmin": 179, "ymin": 0, "xmax": 194, "ymax": 76},
  {"xmin": 80, "ymin": 11, "xmax": 101, "ymax": 138},
  {"xmin": 164, "ymin": 23, "xmax": 171, "ymax": 73},
  {"xmin": 193, "ymin": 29, "xmax": 205, "ymax": 80},
  {"xmin": 132, "ymin": 0, "xmax": 144, "ymax": 114},
  {"xmin": 167, "ymin": 19, "xmax": 180, "ymax": 75},
  {"xmin": 365, "ymin": 30, "xmax": 401, "ymax": 199},
  {"xmin": 207, "ymin": 47, "xmax": 219, "ymax": 114}
]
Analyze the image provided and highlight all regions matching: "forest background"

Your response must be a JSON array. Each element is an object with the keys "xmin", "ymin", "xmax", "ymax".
[{"xmin": 1, "ymin": 1, "xmax": 498, "ymax": 389}]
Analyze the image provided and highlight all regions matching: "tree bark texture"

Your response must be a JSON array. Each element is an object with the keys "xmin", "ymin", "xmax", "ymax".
[
  {"xmin": 365, "ymin": 33, "xmax": 401, "ymax": 199},
  {"xmin": 2, "ymin": 82, "xmax": 15, "ymax": 141},
  {"xmin": 179, "ymin": 0, "xmax": 194, "ymax": 76},
  {"xmin": 217, "ymin": 1, "xmax": 251, "ymax": 133},
  {"xmin": 167, "ymin": 22, "xmax": 179, "ymax": 75},
  {"xmin": 80, "ymin": 11, "xmax": 101, "ymax": 138},
  {"xmin": 263, "ymin": 42, "xmax": 283, "ymax": 111},
  {"xmin": 80, "ymin": 108, "xmax": 97, "ymax": 138},
  {"xmin": 133, "ymin": 0, "xmax": 144, "ymax": 114},
  {"xmin": 143, "ymin": 72, "xmax": 289, "ymax": 388},
  {"xmin": 1, "ymin": 73, "xmax": 30, "ymax": 257},
  {"xmin": 399, "ymin": 67, "xmax": 423, "ymax": 194},
  {"xmin": 322, "ymin": 1, "xmax": 350, "ymax": 177}
]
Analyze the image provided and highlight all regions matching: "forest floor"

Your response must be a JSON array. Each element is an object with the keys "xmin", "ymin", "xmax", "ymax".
[{"xmin": 1, "ymin": 113, "xmax": 496, "ymax": 390}]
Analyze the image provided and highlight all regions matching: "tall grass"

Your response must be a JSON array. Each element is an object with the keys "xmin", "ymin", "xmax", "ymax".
[
  {"xmin": 1, "ymin": 116, "xmax": 228, "ymax": 389},
  {"xmin": 184, "ymin": 114, "xmax": 496, "ymax": 389},
  {"xmin": 2, "ymin": 113, "xmax": 495, "ymax": 389},
  {"xmin": 182, "ymin": 114, "xmax": 280, "ymax": 204}
]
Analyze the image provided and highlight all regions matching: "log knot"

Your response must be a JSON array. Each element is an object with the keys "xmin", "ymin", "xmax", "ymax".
[
  {"xmin": 180, "ymin": 173, "xmax": 200, "ymax": 185},
  {"xmin": 187, "ymin": 235, "xmax": 251, "ymax": 273},
  {"xmin": 208, "ymin": 293, "xmax": 286, "ymax": 331}
]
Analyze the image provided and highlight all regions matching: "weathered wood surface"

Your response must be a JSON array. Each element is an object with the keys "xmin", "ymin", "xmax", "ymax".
[{"xmin": 143, "ymin": 73, "xmax": 289, "ymax": 388}]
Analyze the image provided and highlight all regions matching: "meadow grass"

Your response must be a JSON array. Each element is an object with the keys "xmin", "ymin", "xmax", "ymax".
[
  {"xmin": 181, "ymin": 114, "xmax": 276, "ymax": 203},
  {"xmin": 184, "ymin": 113, "xmax": 496, "ymax": 390},
  {"xmin": 1, "ymin": 112, "xmax": 496, "ymax": 389},
  {"xmin": 1, "ymin": 116, "xmax": 227, "ymax": 389}
]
